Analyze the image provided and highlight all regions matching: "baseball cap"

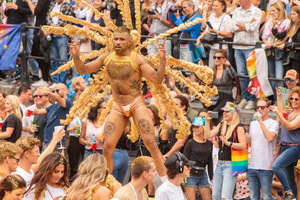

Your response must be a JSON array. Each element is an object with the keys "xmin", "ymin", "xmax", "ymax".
[
  {"xmin": 284, "ymin": 69, "xmax": 299, "ymax": 80},
  {"xmin": 164, "ymin": 152, "xmax": 196, "ymax": 170},
  {"xmin": 192, "ymin": 117, "xmax": 205, "ymax": 126}
]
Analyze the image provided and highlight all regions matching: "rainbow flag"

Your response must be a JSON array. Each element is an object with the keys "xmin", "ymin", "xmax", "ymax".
[
  {"xmin": 231, "ymin": 144, "xmax": 248, "ymax": 176},
  {"xmin": 246, "ymin": 49, "xmax": 273, "ymax": 98},
  {"xmin": 0, "ymin": 24, "xmax": 21, "ymax": 70}
]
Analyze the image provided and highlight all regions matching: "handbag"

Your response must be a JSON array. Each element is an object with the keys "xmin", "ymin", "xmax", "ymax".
[
  {"xmin": 190, "ymin": 166, "xmax": 205, "ymax": 177},
  {"xmin": 189, "ymin": 41, "xmax": 207, "ymax": 63},
  {"xmin": 231, "ymin": 128, "xmax": 248, "ymax": 176},
  {"xmin": 201, "ymin": 14, "xmax": 226, "ymax": 45}
]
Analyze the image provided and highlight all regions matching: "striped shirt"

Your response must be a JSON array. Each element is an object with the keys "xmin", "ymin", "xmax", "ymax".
[{"xmin": 231, "ymin": 4, "xmax": 261, "ymax": 49}]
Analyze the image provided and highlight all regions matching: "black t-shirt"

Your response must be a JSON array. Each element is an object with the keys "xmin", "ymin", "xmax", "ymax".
[
  {"xmin": 218, "ymin": 124, "xmax": 242, "ymax": 161},
  {"xmin": 2, "ymin": 114, "xmax": 22, "ymax": 143},
  {"xmin": 34, "ymin": 114, "xmax": 47, "ymax": 144},
  {"xmin": 184, "ymin": 139, "xmax": 213, "ymax": 180}
]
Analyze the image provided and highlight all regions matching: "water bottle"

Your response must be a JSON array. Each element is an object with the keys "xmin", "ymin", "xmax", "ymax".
[
  {"xmin": 76, "ymin": 121, "xmax": 80, "ymax": 134},
  {"xmin": 253, "ymin": 111, "xmax": 261, "ymax": 121},
  {"xmin": 91, "ymin": 134, "xmax": 97, "ymax": 151}
]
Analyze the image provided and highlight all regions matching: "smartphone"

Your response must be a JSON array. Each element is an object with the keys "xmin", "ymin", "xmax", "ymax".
[
  {"xmin": 279, "ymin": 87, "xmax": 287, "ymax": 94},
  {"xmin": 210, "ymin": 111, "xmax": 218, "ymax": 118},
  {"xmin": 206, "ymin": 21, "xmax": 213, "ymax": 29}
]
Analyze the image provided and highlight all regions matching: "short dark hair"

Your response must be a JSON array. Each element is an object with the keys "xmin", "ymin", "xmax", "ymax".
[
  {"xmin": 87, "ymin": 99, "xmax": 105, "ymax": 122},
  {"xmin": 175, "ymin": 95, "xmax": 189, "ymax": 112},
  {"xmin": 18, "ymin": 85, "xmax": 31, "ymax": 96}
]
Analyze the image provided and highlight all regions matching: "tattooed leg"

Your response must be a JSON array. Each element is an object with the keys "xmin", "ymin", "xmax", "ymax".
[
  {"xmin": 103, "ymin": 111, "xmax": 128, "ymax": 173},
  {"xmin": 133, "ymin": 106, "xmax": 166, "ymax": 177}
]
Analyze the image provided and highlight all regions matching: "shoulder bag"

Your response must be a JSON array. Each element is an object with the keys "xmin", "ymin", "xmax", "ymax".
[
  {"xmin": 231, "ymin": 127, "xmax": 248, "ymax": 176},
  {"xmin": 201, "ymin": 14, "xmax": 226, "ymax": 45}
]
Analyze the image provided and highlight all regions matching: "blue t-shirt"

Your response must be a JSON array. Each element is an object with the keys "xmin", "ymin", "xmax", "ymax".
[
  {"xmin": 44, "ymin": 99, "xmax": 73, "ymax": 143},
  {"xmin": 280, "ymin": 111, "xmax": 300, "ymax": 144}
]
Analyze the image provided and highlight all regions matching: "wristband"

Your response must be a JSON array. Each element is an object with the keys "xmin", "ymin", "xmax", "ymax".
[{"xmin": 229, "ymin": 142, "xmax": 233, "ymax": 147}]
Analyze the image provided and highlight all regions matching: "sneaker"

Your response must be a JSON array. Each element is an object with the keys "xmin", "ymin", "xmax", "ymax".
[
  {"xmin": 31, "ymin": 75, "xmax": 40, "ymax": 82},
  {"xmin": 283, "ymin": 193, "xmax": 296, "ymax": 200},
  {"xmin": 32, "ymin": 80, "xmax": 49, "ymax": 87},
  {"xmin": 238, "ymin": 99, "xmax": 247, "ymax": 109},
  {"xmin": 0, "ymin": 78, "xmax": 16, "ymax": 84},
  {"xmin": 49, "ymin": 83, "xmax": 56, "ymax": 89},
  {"xmin": 245, "ymin": 100, "xmax": 255, "ymax": 110}
]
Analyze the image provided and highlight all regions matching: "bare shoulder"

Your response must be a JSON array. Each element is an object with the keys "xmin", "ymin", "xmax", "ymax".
[
  {"xmin": 93, "ymin": 186, "xmax": 110, "ymax": 200},
  {"xmin": 136, "ymin": 54, "xmax": 149, "ymax": 66},
  {"xmin": 98, "ymin": 52, "xmax": 110, "ymax": 61},
  {"xmin": 237, "ymin": 126, "xmax": 245, "ymax": 133}
]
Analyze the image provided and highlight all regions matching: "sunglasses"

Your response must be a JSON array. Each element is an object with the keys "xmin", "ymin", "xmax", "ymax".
[
  {"xmin": 52, "ymin": 89, "xmax": 60, "ymax": 93},
  {"xmin": 290, "ymin": 97, "xmax": 300, "ymax": 101},
  {"xmin": 10, "ymin": 156, "xmax": 20, "ymax": 163},
  {"xmin": 34, "ymin": 95, "xmax": 48, "ymax": 98},
  {"xmin": 256, "ymin": 106, "xmax": 268, "ymax": 110},
  {"xmin": 285, "ymin": 78, "xmax": 295, "ymax": 82},
  {"xmin": 213, "ymin": 56, "xmax": 224, "ymax": 60}
]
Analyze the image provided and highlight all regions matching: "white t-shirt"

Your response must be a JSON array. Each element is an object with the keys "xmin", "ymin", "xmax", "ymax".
[
  {"xmin": 23, "ymin": 184, "xmax": 65, "ymax": 200},
  {"xmin": 68, "ymin": 116, "xmax": 82, "ymax": 137},
  {"xmin": 13, "ymin": 166, "xmax": 34, "ymax": 186},
  {"xmin": 52, "ymin": 2, "xmax": 63, "ymax": 25},
  {"xmin": 206, "ymin": 13, "xmax": 232, "ymax": 50},
  {"xmin": 22, "ymin": 104, "xmax": 37, "ymax": 137},
  {"xmin": 248, "ymin": 118, "xmax": 279, "ymax": 170},
  {"xmin": 155, "ymin": 180, "xmax": 187, "ymax": 200}
]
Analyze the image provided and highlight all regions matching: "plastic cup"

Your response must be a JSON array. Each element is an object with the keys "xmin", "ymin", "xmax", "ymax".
[
  {"xmin": 54, "ymin": 125, "xmax": 64, "ymax": 133},
  {"xmin": 26, "ymin": 108, "xmax": 33, "ymax": 117},
  {"xmin": 0, "ymin": 123, "xmax": 3, "ymax": 129},
  {"xmin": 282, "ymin": 112, "xmax": 288, "ymax": 119}
]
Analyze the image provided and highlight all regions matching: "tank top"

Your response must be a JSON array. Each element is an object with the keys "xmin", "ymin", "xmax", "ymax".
[
  {"xmin": 85, "ymin": 119, "xmax": 104, "ymax": 150},
  {"xmin": 280, "ymin": 111, "xmax": 300, "ymax": 144}
]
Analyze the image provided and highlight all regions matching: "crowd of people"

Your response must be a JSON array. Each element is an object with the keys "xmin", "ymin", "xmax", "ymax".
[{"xmin": 0, "ymin": 0, "xmax": 300, "ymax": 199}]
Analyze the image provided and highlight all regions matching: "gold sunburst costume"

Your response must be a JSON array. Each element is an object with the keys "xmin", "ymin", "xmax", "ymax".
[{"xmin": 42, "ymin": 0, "xmax": 218, "ymax": 188}]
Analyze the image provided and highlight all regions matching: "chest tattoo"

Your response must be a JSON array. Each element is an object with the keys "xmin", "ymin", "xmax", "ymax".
[{"xmin": 129, "ymin": 79, "xmax": 141, "ymax": 92}]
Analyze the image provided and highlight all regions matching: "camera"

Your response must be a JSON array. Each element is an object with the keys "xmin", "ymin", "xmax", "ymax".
[
  {"xmin": 169, "ymin": 6, "xmax": 183, "ymax": 13},
  {"xmin": 148, "ymin": 9, "xmax": 158, "ymax": 15}
]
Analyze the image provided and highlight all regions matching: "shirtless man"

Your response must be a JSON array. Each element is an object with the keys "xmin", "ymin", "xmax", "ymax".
[{"xmin": 70, "ymin": 26, "xmax": 167, "ymax": 178}]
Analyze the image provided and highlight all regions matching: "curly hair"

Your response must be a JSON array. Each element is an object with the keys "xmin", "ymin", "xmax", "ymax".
[
  {"xmin": 0, "ymin": 141, "xmax": 22, "ymax": 164},
  {"xmin": 26, "ymin": 152, "xmax": 69, "ymax": 200},
  {"xmin": 0, "ymin": 174, "xmax": 26, "ymax": 199},
  {"xmin": 16, "ymin": 136, "xmax": 40, "ymax": 158},
  {"xmin": 66, "ymin": 154, "xmax": 110, "ymax": 200}
]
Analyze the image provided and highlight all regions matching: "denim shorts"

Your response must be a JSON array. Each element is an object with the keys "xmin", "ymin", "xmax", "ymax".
[{"xmin": 186, "ymin": 170, "xmax": 210, "ymax": 187}]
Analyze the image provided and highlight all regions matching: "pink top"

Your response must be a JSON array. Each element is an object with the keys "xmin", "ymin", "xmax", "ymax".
[{"xmin": 85, "ymin": 119, "xmax": 104, "ymax": 150}]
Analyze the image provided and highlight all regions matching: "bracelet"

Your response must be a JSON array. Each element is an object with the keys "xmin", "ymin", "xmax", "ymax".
[
  {"xmin": 163, "ymin": 155, "xmax": 168, "ymax": 159},
  {"xmin": 229, "ymin": 142, "xmax": 233, "ymax": 147}
]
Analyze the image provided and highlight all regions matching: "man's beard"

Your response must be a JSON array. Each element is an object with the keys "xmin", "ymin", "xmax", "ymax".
[{"xmin": 114, "ymin": 45, "xmax": 127, "ymax": 55}]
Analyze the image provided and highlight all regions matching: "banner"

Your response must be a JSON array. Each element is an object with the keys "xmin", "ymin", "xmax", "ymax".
[
  {"xmin": 0, "ymin": 24, "xmax": 21, "ymax": 70},
  {"xmin": 247, "ymin": 48, "xmax": 273, "ymax": 98}
]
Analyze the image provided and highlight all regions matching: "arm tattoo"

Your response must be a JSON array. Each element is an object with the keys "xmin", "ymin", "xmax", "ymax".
[
  {"xmin": 129, "ymin": 80, "xmax": 141, "ymax": 92},
  {"xmin": 74, "ymin": 55, "xmax": 80, "ymax": 60},
  {"xmin": 138, "ymin": 119, "xmax": 150, "ymax": 135},
  {"xmin": 143, "ymin": 57, "xmax": 150, "ymax": 65},
  {"xmin": 104, "ymin": 122, "xmax": 116, "ymax": 136}
]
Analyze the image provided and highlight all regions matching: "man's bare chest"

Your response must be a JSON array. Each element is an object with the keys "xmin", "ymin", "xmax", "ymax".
[{"xmin": 107, "ymin": 60, "xmax": 133, "ymax": 80}]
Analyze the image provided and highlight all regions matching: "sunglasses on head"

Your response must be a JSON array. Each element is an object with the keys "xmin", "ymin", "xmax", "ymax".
[
  {"xmin": 256, "ymin": 106, "xmax": 268, "ymax": 110},
  {"xmin": 52, "ymin": 89, "xmax": 60, "ymax": 93},
  {"xmin": 285, "ymin": 78, "xmax": 295, "ymax": 82},
  {"xmin": 290, "ymin": 97, "xmax": 300, "ymax": 101},
  {"xmin": 213, "ymin": 56, "xmax": 224, "ymax": 60},
  {"xmin": 34, "ymin": 95, "xmax": 48, "ymax": 98}
]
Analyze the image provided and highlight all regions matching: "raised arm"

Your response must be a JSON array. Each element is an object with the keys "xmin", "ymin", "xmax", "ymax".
[
  {"xmin": 204, "ymin": 112, "xmax": 220, "ymax": 138},
  {"xmin": 138, "ymin": 39, "xmax": 166, "ymax": 83},
  {"xmin": 70, "ymin": 37, "xmax": 108, "ymax": 74}
]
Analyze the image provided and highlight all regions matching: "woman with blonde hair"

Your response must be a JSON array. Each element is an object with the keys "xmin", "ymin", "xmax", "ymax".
[
  {"xmin": 24, "ymin": 152, "xmax": 69, "ymax": 200},
  {"xmin": 278, "ymin": 6, "xmax": 300, "ymax": 73},
  {"xmin": 204, "ymin": 102, "xmax": 246, "ymax": 200},
  {"xmin": 66, "ymin": 153, "xmax": 117, "ymax": 200},
  {"xmin": 0, "ymin": 174, "xmax": 26, "ymax": 200},
  {"xmin": 262, "ymin": 0, "xmax": 290, "ymax": 97},
  {"xmin": 0, "ymin": 95, "xmax": 22, "ymax": 143},
  {"xmin": 184, "ymin": 117, "xmax": 213, "ymax": 200}
]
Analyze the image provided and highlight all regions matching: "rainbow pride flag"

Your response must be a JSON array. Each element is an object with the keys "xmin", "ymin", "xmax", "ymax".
[
  {"xmin": 246, "ymin": 49, "xmax": 273, "ymax": 98},
  {"xmin": 231, "ymin": 144, "xmax": 248, "ymax": 176},
  {"xmin": 0, "ymin": 24, "xmax": 21, "ymax": 70}
]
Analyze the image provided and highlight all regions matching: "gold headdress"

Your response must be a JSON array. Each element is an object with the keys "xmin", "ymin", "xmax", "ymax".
[
  {"xmin": 8, "ymin": 177, "xmax": 19, "ymax": 189},
  {"xmin": 59, "ymin": 155, "xmax": 65, "ymax": 164},
  {"xmin": 42, "ymin": 0, "xmax": 218, "ymax": 141}
]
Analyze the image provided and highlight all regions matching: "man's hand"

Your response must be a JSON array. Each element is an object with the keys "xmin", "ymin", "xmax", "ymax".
[
  {"xmin": 198, "ymin": 59, "xmax": 204, "ymax": 65},
  {"xmin": 277, "ymin": 43, "xmax": 285, "ymax": 50},
  {"xmin": 208, "ymin": 28, "xmax": 217, "ymax": 34},
  {"xmin": 173, "ymin": 10, "xmax": 180, "ymax": 19},
  {"xmin": 253, "ymin": 112, "xmax": 262, "ymax": 122},
  {"xmin": 70, "ymin": 36, "xmax": 80, "ymax": 58},
  {"xmin": 150, "ymin": 11, "xmax": 161, "ymax": 20},
  {"xmin": 155, "ymin": 38, "xmax": 167, "ymax": 59},
  {"xmin": 250, "ymin": 18, "xmax": 257, "ymax": 23}
]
